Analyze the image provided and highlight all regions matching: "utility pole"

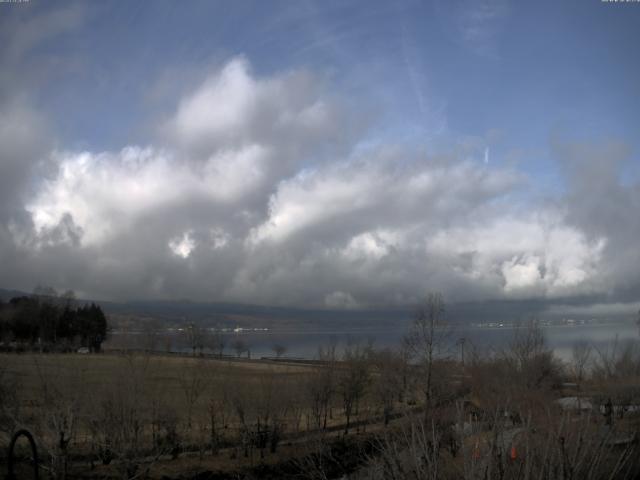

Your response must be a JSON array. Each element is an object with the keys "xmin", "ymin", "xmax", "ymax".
[{"xmin": 457, "ymin": 337, "xmax": 466, "ymax": 367}]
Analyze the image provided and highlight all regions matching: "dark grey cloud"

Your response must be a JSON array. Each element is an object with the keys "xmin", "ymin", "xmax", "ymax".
[
  {"xmin": 555, "ymin": 140, "xmax": 640, "ymax": 303},
  {"xmin": 0, "ymin": 101, "xmax": 50, "ymax": 217},
  {"xmin": 0, "ymin": 3, "xmax": 86, "ymax": 292}
]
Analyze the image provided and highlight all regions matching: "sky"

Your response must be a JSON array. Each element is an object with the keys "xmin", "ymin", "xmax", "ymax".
[{"xmin": 0, "ymin": 0, "xmax": 639, "ymax": 315}]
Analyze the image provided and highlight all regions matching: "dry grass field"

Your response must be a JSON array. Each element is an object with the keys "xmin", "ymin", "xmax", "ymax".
[
  {"xmin": 1, "ymin": 352, "xmax": 320, "ymax": 438},
  {"xmin": 1, "ymin": 352, "xmax": 313, "ymax": 401},
  {"xmin": 0, "ymin": 351, "xmax": 392, "ymax": 478},
  {"xmin": 3, "ymin": 333, "xmax": 640, "ymax": 480}
]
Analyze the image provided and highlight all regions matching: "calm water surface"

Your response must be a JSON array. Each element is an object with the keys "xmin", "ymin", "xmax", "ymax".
[
  {"xmin": 226, "ymin": 322, "xmax": 639, "ymax": 361},
  {"xmin": 108, "ymin": 321, "xmax": 639, "ymax": 362}
]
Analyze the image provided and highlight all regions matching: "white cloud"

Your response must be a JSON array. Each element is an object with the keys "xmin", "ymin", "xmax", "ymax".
[
  {"xmin": 169, "ymin": 231, "xmax": 196, "ymax": 258},
  {"xmin": 250, "ymin": 155, "xmax": 522, "ymax": 246},
  {"xmin": 1, "ymin": 57, "xmax": 635, "ymax": 308},
  {"xmin": 27, "ymin": 142, "xmax": 272, "ymax": 246},
  {"xmin": 249, "ymin": 163, "xmax": 381, "ymax": 244},
  {"xmin": 29, "ymin": 147, "xmax": 176, "ymax": 245},
  {"xmin": 426, "ymin": 213, "xmax": 605, "ymax": 298},
  {"xmin": 169, "ymin": 58, "xmax": 259, "ymax": 149},
  {"xmin": 343, "ymin": 231, "xmax": 398, "ymax": 261},
  {"xmin": 22, "ymin": 56, "xmax": 349, "ymax": 249},
  {"xmin": 501, "ymin": 254, "xmax": 544, "ymax": 292},
  {"xmin": 164, "ymin": 56, "xmax": 347, "ymax": 168}
]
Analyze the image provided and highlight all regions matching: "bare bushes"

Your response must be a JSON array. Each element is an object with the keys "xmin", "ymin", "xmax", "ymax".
[
  {"xmin": 368, "ymin": 415, "xmax": 443, "ymax": 480},
  {"xmin": 0, "ymin": 364, "xmax": 20, "ymax": 448},
  {"xmin": 370, "ymin": 348, "xmax": 407, "ymax": 426},
  {"xmin": 87, "ymin": 354, "xmax": 194, "ymax": 478},
  {"xmin": 359, "ymin": 318, "xmax": 640, "ymax": 480},
  {"xmin": 506, "ymin": 318, "xmax": 563, "ymax": 390},
  {"xmin": 593, "ymin": 338, "xmax": 640, "ymax": 380},
  {"xmin": 90, "ymin": 354, "xmax": 157, "ymax": 478},
  {"xmin": 305, "ymin": 346, "xmax": 336, "ymax": 431},
  {"xmin": 339, "ymin": 341, "xmax": 372, "ymax": 435},
  {"xmin": 28, "ymin": 356, "xmax": 87, "ymax": 479},
  {"xmin": 228, "ymin": 367, "xmax": 294, "ymax": 462},
  {"xmin": 362, "ymin": 401, "xmax": 640, "ymax": 480}
]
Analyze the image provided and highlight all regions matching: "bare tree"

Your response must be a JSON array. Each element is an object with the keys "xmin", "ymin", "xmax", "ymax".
[
  {"xmin": 178, "ymin": 358, "xmax": 209, "ymax": 429},
  {"xmin": 593, "ymin": 335, "xmax": 621, "ymax": 379},
  {"xmin": 92, "ymin": 354, "xmax": 146, "ymax": 476},
  {"xmin": 507, "ymin": 317, "xmax": 559, "ymax": 390},
  {"xmin": 509, "ymin": 318, "xmax": 546, "ymax": 367},
  {"xmin": 149, "ymin": 391, "xmax": 180, "ymax": 459},
  {"xmin": 338, "ymin": 340, "xmax": 371, "ymax": 434},
  {"xmin": 89, "ymin": 353, "xmax": 168, "ymax": 479},
  {"xmin": 272, "ymin": 343, "xmax": 287, "ymax": 359},
  {"xmin": 370, "ymin": 348, "xmax": 400, "ymax": 426},
  {"xmin": 404, "ymin": 292, "xmax": 450, "ymax": 418},
  {"xmin": 211, "ymin": 328, "xmax": 226, "ymax": 357},
  {"xmin": 142, "ymin": 319, "xmax": 163, "ymax": 352},
  {"xmin": 252, "ymin": 370, "xmax": 291, "ymax": 456},
  {"xmin": 0, "ymin": 364, "xmax": 20, "ymax": 444},
  {"xmin": 457, "ymin": 337, "xmax": 467, "ymax": 367},
  {"xmin": 305, "ymin": 340, "xmax": 338, "ymax": 431},
  {"xmin": 287, "ymin": 379, "xmax": 306, "ymax": 434},
  {"xmin": 396, "ymin": 343, "xmax": 412, "ymax": 403},
  {"xmin": 207, "ymin": 370, "xmax": 230, "ymax": 455},
  {"xmin": 31, "ymin": 355, "xmax": 87, "ymax": 480},
  {"xmin": 228, "ymin": 380, "xmax": 255, "ymax": 460},
  {"xmin": 184, "ymin": 323, "xmax": 204, "ymax": 356},
  {"xmin": 571, "ymin": 339, "xmax": 593, "ymax": 382},
  {"xmin": 60, "ymin": 289, "xmax": 77, "ymax": 310},
  {"xmin": 232, "ymin": 338, "xmax": 247, "ymax": 358}
]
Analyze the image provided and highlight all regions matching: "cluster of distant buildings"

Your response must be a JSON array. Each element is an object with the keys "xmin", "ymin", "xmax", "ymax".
[
  {"xmin": 167, "ymin": 326, "xmax": 270, "ymax": 334},
  {"xmin": 470, "ymin": 318, "xmax": 612, "ymax": 329}
]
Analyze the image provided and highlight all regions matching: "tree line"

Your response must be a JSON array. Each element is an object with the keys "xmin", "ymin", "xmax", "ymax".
[{"xmin": 0, "ymin": 288, "xmax": 108, "ymax": 352}]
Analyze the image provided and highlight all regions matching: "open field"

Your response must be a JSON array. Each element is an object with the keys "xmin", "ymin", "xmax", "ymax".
[
  {"xmin": 0, "ymin": 350, "xmax": 411, "ymax": 478},
  {"xmin": 1, "ymin": 352, "xmax": 314, "ymax": 396},
  {"xmin": 0, "ymin": 352, "xmax": 325, "ymax": 441}
]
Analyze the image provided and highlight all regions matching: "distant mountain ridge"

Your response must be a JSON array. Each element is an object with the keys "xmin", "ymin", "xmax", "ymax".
[
  {"xmin": 0, "ymin": 287, "xmax": 409, "ymax": 330},
  {"xmin": 1, "ymin": 287, "xmax": 635, "ymax": 331},
  {"xmin": 0, "ymin": 288, "xmax": 31, "ymax": 301}
]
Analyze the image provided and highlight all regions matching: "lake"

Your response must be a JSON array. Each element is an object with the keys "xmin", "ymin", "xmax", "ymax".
[{"xmin": 107, "ymin": 320, "xmax": 639, "ymax": 362}]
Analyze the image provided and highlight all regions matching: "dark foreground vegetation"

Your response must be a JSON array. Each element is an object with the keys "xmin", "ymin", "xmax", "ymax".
[
  {"xmin": 2, "ymin": 293, "xmax": 640, "ymax": 479},
  {"xmin": 0, "ymin": 289, "xmax": 108, "ymax": 353}
]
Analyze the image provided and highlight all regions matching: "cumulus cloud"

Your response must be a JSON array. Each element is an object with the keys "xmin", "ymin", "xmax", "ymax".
[
  {"xmin": 0, "ymin": 56, "xmax": 638, "ymax": 310},
  {"xmin": 427, "ymin": 213, "xmax": 606, "ymax": 298},
  {"xmin": 27, "ymin": 145, "xmax": 267, "ymax": 246},
  {"xmin": 163, "ymin": 57, "xmax": 352, "ymax": 174},
  {"xmin": 250, "ymin": 154, "xmax": 521, "ymax": 246}
]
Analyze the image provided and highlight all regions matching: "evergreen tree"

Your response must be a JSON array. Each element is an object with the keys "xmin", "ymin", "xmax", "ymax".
[{"xmin": 4, "ymin": 291, "xmax": 109, "ymax": 351}]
